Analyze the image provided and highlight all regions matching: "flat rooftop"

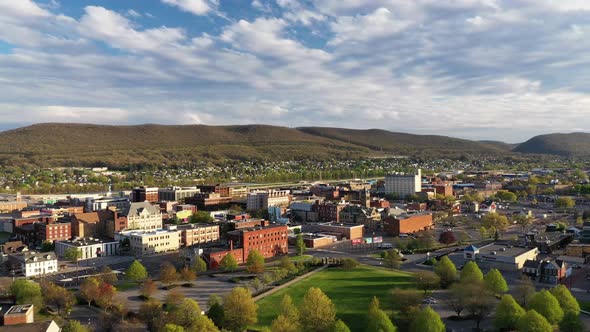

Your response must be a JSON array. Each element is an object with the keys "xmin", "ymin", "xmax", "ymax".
[
  {"xmin": 318, "ymin": 222, "xmax": 363, "ymax": 228},
  {"xmin": 5, "ymin": 304, "xmax": 33, "ymax": 315},
  {"xmin": 478, "ymin": 243, "xmax": 535, "ymax": 257},
  {"xmin": 58, "ymin": 237, "xmax": 117, "ymax": 246}
]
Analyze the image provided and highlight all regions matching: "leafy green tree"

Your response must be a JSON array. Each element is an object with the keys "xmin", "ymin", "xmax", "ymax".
[
  {"xmin": 484, "ymin": 268, "xmax": 508, "ymax": 295},
  {"xmin": 246, "ymin": 249, "xmax": 265, "ymax": 274},
  {"xmin": 410, "ymin": 306, "xmax": 445, "ymax": 332},
  {"xmin": 331, "ymin": 319, "xmax": 351, "ymax": 332},
  {"xmin": 513, "ymin": 214, "xmax": 532, "ymax": 232},
  {"xmin": 62, "ymin": 320, "xmax": 91, "ymax": 332},
  {"xmin": 517, "ymin": 310, "xmax": 552, "ymax": 332},
  {"xmin": 192, "ymin": 256, "xmax": 208, "ymax": 273},
  {"xmin": 414, "ymin": 270, "xmax": 440, "ymax": 295},
  {"xmin": 40, "ymin": 241, "xmax": 55, "ymax": 252},
  {"xmin": 279, "ymin": 294, "xmax": 299, "ymax": 323},
  {"xmin": 223, "ymin": 287, "xmax": 258, "ymax": 331},
  {"xmin": 207, "ymin": 294, "xmax": 225, "ymax": 329},
  {"xmin": 494, "ymin": 294, "xmax": 525, "ymax": 331},
  {"xmin": 496, "ymin": 190, "xmax": 517, "ymax": 203},
  {"xmin": 300, "ymin": 287, "xmax": 336, "ymax": 332},
  {"xmin": 190, "ymin": 211, "xmax": 214, "ymax": 223},
  {"xmin": 549, "ymin": 284, "xmax": 580, "ymax": 315},
  {"xmin": 296, "ymin": 233, "xmax": 306, "ymax": 256},
  {"xmin": 172, "ymin": 298, "xmax": 219, "ymax": 332},
  {"xmin": 126, "ymin": 260, "xmax": 148, "ymax": 281},
  {"xmin": 382, "ymin": 249, "xmax": 403, "ymax": 269},
  {"xmin": 482, "ymin": 212, "xmax": 509, "ymax": 232},
  {"xmin": 271, "ymin": 315, "xmax": 299, "ymax": 332},
  {"xmin": 220, "ymin": 253, "xmax": 238, "ymax": 272},
  {"xmin": 279, "ymin": 256, "xmax": 297, "ymax": 274},
  {"xmin": 139, "ymin": 299, "xmax": 166, "ymax": 332},
  {"xmin": 559, "ymin": 311, "xmax": 584, "ymax": 332},
  {"xmin": 161, "ymin": 324, "xmax": 185, "ymax": 332},
  {"xmin": 478, "ymin": 226, "xmax": 487, "ymax": 240},
  {"xmin": 555, "ymin": 197, "xmax": 575, "ymax": 211},
  {"xmin": 528, "ymin": 290, "xmax": 564, "ymax": 325},
  {"xmin": 460, "ymin": 261, "xmax": 483, "ymax": 284},
  {"xmin": 434, "ymin": 256, "xmax": 457, "ymax": 288},
  {"xmin": 10, "ymin": 279, "xmax": 43, "ymax": 312},
  {"xmin": 366, "ymin": 297, "xmax": 396, "ymax": 332}
]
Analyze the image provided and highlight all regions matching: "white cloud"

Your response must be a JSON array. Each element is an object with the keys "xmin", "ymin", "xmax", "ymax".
[
  {"xmin": 127, "ymin": 9, "xmax": 141, "ymax": 17},
  {"xmin": 161, "ymin": 0, "xmax": 217, "ymax": 16},
  {"xmin": 329, "ymin": 8, "xmax": 410, "ymax": 45}
]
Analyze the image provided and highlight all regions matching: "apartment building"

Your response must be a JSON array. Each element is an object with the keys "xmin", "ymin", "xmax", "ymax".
[
  {"xmin": 384, "ymin": 169, "xmax": 422, "ymax": 198},
  {"xmin": 227, "ymin": 224, "xmax": 288, "ymax": 259},
  {"xmin": 246, "ymin": 190, "xmax": 290, "ymax": 211},
  {"xmin": 123, "ymin": 202, "xmax": 163, "ymax": 231},
  {"xmin": 168, "ymin": 223, "xmax": 220, "ymax": 247},
  {"xmin": 35, "ymin": 222, "xmax": 71, "ymax": 242},
  {"xmin": 121, "ymin": 229, "xmax": 181, "ymax": 256},
  {"xmin": 158, "ymin": 186, "xmax": 200, "ymax": 202},
  {"xmin": 8, "ymin": 252, "xmax": 58, "ymax": 277}
]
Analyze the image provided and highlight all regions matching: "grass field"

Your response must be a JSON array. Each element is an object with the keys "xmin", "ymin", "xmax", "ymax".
[{"xmin": 254, "ymin": 265, "xmax": 414, "ymax": 331}]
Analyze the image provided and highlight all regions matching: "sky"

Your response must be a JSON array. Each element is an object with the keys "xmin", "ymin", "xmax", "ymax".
[{"xmin": 2, "ymin": 1, "xmax": 590, "ymax": 142}]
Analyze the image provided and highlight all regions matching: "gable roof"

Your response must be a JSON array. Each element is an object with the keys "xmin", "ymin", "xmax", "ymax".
[
  {"xmin": 73, "ymin": 212, "xmax": 100, "ymax": 224},
  {"xmin": 122, "ymin": 202, "xmax": 160, "ymax": 217},
  {"xmin": 464, "ymin": 245, "xmax": 478, "ymax": 252}
]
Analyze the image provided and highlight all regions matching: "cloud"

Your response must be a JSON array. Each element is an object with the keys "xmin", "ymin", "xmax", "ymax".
[
  {"xmin": 127, "ymin": 9, "xmax": 141, "ymax": 18},
  {"xmin": 161, "ymin": 0, "xmax": 217, "ymax": 16},
  {"xmin": 329, "ymin": 8, "xmax": 410, "ymax": 45}
]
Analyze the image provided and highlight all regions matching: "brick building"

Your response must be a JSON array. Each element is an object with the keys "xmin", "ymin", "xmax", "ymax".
[
  {"xmin": 197, "ymin": 184, "xmax": 232, "ymax": 197},
  {"xmin": 383, "ymin": 213, "xmax": 433, "ymax": 236},
  {"xmin": 312, "ymin": 223, "xmax": 364, "ymax": 240},
  {"xmin": 2, "ymin": 305, "xmax": 34, "ymax": 325},
  {"xmin": 35, "ymin": 222, "xmax": 71, "ymax": 242},
  {"xmin": 71, "ymin": 212, "xmax": 100, "ymax": 238},
  {"xmin": 131, "ymin": 187, "xmax": 159, "ymax": 203},
  {"xmin": 204, "ymin": 247, "xmax": 244, "ymax": 269},
  {"xmin": 227, "ymin": 225, "xmax": 288, "ymax": 259},
  {"xmin": 315, "ymin": 202, "xmax": 346, "ymax": 222},
  {"xmin": 228, "ymin": 218, "xmax": 268, "ymax": 231},
  {"xmin": 185, "ymin": 193, "xmax": 232, "ymax": 210}
]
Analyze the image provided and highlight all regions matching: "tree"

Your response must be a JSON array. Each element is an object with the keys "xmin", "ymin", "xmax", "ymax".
[
  {"xmin": 279, "ymin": 256, "xmax": 296, "ymax": 274},
  {"xmin": 477, "ymin": 227, "xmax": 487, "ymax": 240},
  {"xmin": 514, "ymin": 276, "xmax": 535, "ymax": 307},
  {"xmin": 79, "ymin": 277, "xmax": 101, "ymax": 308},
  {"xmin": 207, "ymin": 294, "xmax": 224, "ymax": 329},
  {"xmin": 271, "ymin": 315, "xmax": 300, "ymax": 332},
  {"xmin": 414, "ymin": 270, "xmax": 440, "ymax": 295},
  {"xmin": 140, "ymin": 278, "xmax": 157, "ymax": 299},
  {"xmin": 555, "ymin": 197, "xmax": 575, "ymax": 212},
  {"xmin": 341, "ymin": 258, "xmax": 359, "ymax": 269},
  {"xmin": 192, "ymin": 256, "xmax": 208, "ymax": 273},
  {"xmin": 220, "ymin": 253, "xmax": 238, "ymax": 272},
  {"xmin": 331, "ymin": 319, "xmax": 351, "ymax": 332},
  {"xmin": 460, "ymin": 261, "xmax": 483, "ymax": 284},
  {"xmin": 465, "ymin": 287, "xmax": 495, "ymax": 331},
  {"xmin": 223, "ymin": 287, "xmax": 258, "ymax": 331},
  {"xmin": 161, "ymin": 324, "xmax": 185, "ymax": 332},
  {"xmin": 434, "ymin": 256, "xmax": 457, "ymax": 288},
  {"xmin": 482, "ymin": 212, "xmax": 509, "ymax": 232},
  {"xmin": 438, "ymin": 230, "xmax": 456, "ymax": 244},
  {"xmin": 517, "ymin": 310, "xmax": 552, "ymax": 332},
  {"xmin": 494, "ymin": 294, "xmax": 525, "ymax": 331},
  {"xmin": 446, "ymin": 284, "xmax": 467, "ymax": 318},
  {"xmin": 390, "ymin": 288, "xmax": 422, "ymax": 316},
  {"xmin": 246, "ymin": 249, "xmax": 265, "ymax": 274},
  {"xmin": 139, "ymin": 300, "xmax": 166, "ymax": 332},
  {"xmin": 549, "ymin": 284, "xmax": 580, "ymax": 315},
  {"xmin": 559, "ymin": 311, "xmax": 584, "ymax": 332},
  {"xmin": 64, "ymin": 247, "xmax": 82, "ymax": 271},
  {"xmin": 40, "ymin": 240, "xmax": 54, "ymax": 252},
  {"xmin": 382, "ymin": 249, "xmax": 402, "ymax": 269},
  {"xmin": 296, "ymin": 233, "xmax": 306, "ymax": 256},
  {"xmin": 483, "ymin": 268, "xmax": 508, "ymax": 295},
  {"xmin": 366, "ymin": 297, "xmax": 396, "ymax": 332},
  {"xmin": 96, "ymin": 282, "xmax": 117, "ymax": 312},
  {"xmin": 160, "ymin": 262, "xmax": 179, "ymax": 286},
  {"xmin": 528, "ymin": 290, "xmax": 564, "ymax": 325},
  {"xmin": 171, "ymin": 298, "xmax": 220, "ymax": 332},
  {"xmin": 300, "ymin": 287, "xmax": 336, "ymax": 332},
  {"xmin": 496, "ymin": 190, "xmax": 517, "ymax": 203},
  {"xmin": 410, "ymin": 306, "xmax": 444, "ymax": 332},
  {"xmin": 271, "ymin": 295, "xmax": 300, "ymax": 332},
  {"xmin": 513, "ymin": 214, "xmax": 532, "ymax": 233},
  {"xmin": 126, "ymin": 260, "xmax": 148, "ymax": 281},
  {"xmin": 41, "ymin": 281, "xmax": 76, "ymax": 316},
  {"xmin": 165, "ymin": 289, "xmax": 185, "ymax": 311},
  {"xmin": 100, "ymin": 266, "xmax": 118, "ymax": 285},
  {"xmin": 62, "ymin": 320, "xmax": 91, "ymax": 332},
  {"xmin": 279, "ymin": 294, "xmax": 299, "ymax": 323},
  {"xmin": 190, "ymin": 211, "xmax": 214, "ymax": 223},
  {"xmin": 179, "ymin": 267, "xmax": 196, "ymax": 284},
  {"xmin": 10, "ymin": 279, "xmax": 43, "ymax": 311}
]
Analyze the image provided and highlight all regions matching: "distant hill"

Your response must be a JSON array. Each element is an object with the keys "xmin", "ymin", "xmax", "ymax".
[
  {"xmin": 0, "ymin": 123, "xmax": 565, "ymax": 168},
  {"xmin": 513, "ymin": 132, "xmax": 590, "ymax": 157},
  {"xmin": 298, "ymin": 127, "xmax": 510, "ymax": 157}
]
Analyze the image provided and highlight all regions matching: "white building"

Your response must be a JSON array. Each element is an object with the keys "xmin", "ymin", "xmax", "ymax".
[
  {"xmin": 158, "ymin": 186, "xmax": 200, "ymax": 202},
  {"xmin": 55, "ymin": 238, "xmax": 120, "ymax": 260},
  {"xmin": 247, "ymin": 190, "xmax": 291, "ymax": 210},
  {"xmin": 117, "ymin": 228, "xmax": 181, "ymax": 256},
  {"xmin": 86, "ymin": 197, "xmax": 130, "ymax": 212},
  {"xmin": 8, "ymin": 252, "xmax": 58, "ymax": 277},
  {"xmin": 123, "ymin": 202, "xmax": 163, "ymax": 231},
  {"xmin": 384, "ymin": 169, "xmax": 422, "ymax": 198}
]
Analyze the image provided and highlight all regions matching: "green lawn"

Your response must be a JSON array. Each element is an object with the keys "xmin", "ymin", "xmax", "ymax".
[
  {"xmin": 116, "ymin": 280, "xmax": 138, "ymax": 291},
  {"xmin": 254, "ymin": 265, "xmax": 414, "ymax": 331},
  {"xmin": 289, "ymin": 255, "xmax": 313, "ymax": 262}
]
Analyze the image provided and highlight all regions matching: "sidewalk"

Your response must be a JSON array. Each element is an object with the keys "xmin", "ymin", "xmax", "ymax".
[{"xmin": 253, "ymin": 265, "xmax": 328, "ymax": 301}]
